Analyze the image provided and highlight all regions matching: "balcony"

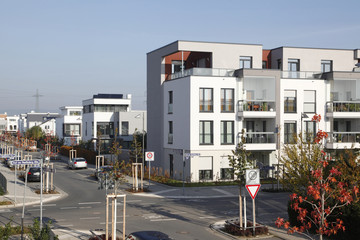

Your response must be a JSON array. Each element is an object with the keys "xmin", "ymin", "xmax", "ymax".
[
  {"xmin": 326, "ymin": 101, "xmax": 360, "ymax": 118},
  {"xmin": 281, "ymin": 71, "xmax": 321, "ymax": 79},
  {"xmin": 169, "ymin": 67, "xmax": 235, "ymax": 80},
  {"xmin": 238, "ymin": 100, "xmax": 276, "ymax": 118},
  {"xmin": 326, "ymin": 132, "xmax": 360, "ymax": 149},
  {"xmin": 242, "ymin": 132, "xmax": 276, "ymax": 150}
]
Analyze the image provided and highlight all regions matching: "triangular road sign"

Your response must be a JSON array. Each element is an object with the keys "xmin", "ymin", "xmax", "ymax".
[{"xmin": 246, "ymin": 184, "xmax": 261, "ymax": 199}]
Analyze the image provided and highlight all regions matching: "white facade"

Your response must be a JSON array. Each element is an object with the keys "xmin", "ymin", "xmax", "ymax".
[
  {"xmin": 147, "ymin": 40, "xmax": 360, "ymax": 182},
  {"xmin": 56, "ymin": 106, "xmax": 82, "ymax": 145},
  {"xmin": 17, "ymin": 112, "xmax": 60, "ymax": 136}
]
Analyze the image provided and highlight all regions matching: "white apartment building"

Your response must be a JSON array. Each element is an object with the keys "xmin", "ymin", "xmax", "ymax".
[
  {"xmin": 82, "ymin": 94, "xmax": 147, "ymax": 150},
  {"xmin": 18, "ymin": 111, "xmax": 60, "ymax": 136},
  {"xmin": 147, "ymin": 40, "xmax": 360, "ymax": 182},
  {"xmin": 56, "ymin": 106, "xmax": 82, "ymax": 146}
]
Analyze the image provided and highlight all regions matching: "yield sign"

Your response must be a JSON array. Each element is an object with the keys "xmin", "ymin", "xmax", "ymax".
[{"xmin": 245, "ymin": 184, "xmax": 261, "ymax": 199}]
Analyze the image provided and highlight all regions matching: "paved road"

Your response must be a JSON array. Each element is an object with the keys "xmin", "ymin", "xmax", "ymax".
[{"xmin": 1, "ymin": 154, "xmax": 301, "ymax": 239}]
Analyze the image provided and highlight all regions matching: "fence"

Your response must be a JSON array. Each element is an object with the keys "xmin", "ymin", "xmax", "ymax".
[{"xmin": 0, "ymin": 171, "xmax": 7, "ymax": 193}]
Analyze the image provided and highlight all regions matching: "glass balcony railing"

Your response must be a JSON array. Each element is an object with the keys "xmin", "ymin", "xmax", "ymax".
[
  {"xmin": 170, "ymin": 67, "xmax": 235, "ymax": 80},
  {"xmin": 238, "ymin": 100, "xmax": 276, "ymax": 112},
  {"xmin": 242, "ymin": 132, "xmax": 276, "ymax": 144},
  {"xmin": 281, "ymin": 71, "xmax": 321, "ymax": 79},
  {"xmin": 326, "ymin": 101, "xmax": 360, "ymax": 112},
  {"xmin": 327, "ymin": 132, "xmax": 360, "ymax": 143}
]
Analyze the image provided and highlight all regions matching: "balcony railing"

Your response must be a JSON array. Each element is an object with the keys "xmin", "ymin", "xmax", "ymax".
[
  {"xmin": 326, "ymin": 101, "xmax": 360, "ymax": 112},
  {"xmin": 238, "ymin": 100, "xmax": 276, "ymax": 112},
  {"xmin": 327, "ymin": 132, "xmax": 360, "ymax": 143},
  {"xmin": 242, "ymin": 132, "xmax": 276, "ymax": 144},
  {"xmin": 281, "ymin": 71, "xmax": 321, "ymax": 79},
  {"xmin": 170, "ymin": 67, "xmax": 235, "ymax": 80}
]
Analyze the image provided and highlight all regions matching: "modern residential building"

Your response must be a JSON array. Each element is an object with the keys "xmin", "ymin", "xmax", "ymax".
[
  {"xmin": 56, "ymin": 106, "xmax": 83, "ymax": 146},
  {"xmin": 18, "ymin": 111, "xmax": 60, "ymax": 136},
  {"xmin": 82, "ymin": 94, "xmax": 147, "ymax": 151},
  {"xmin": 147, "ymin": 40, "xmax": 360, "ymax": 182}
]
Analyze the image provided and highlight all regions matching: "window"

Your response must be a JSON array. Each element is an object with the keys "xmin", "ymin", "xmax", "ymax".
[
  {"xmin": 221, "ymin": 168, "xmax": 234, "ymax": 180},
  {"xmin": 85, "ymin": 122, "xmax": 87, "ymax": 136},
  {"xmin": 321, "ymin": 60, "xmax": 332, "ymax": 73},
  {"xmin": 199, "ymin": 170, "xmax": 213, "ymax": 180},
  {"xmin": 97, "ymin": 122, "xmax": 114, "ymax": 137},
  {"xmin": 284, "ymin": 122, "xmax": 297, "ymax": 144},
  {"xmin": 199, "ymin": 121, "xmax": 213, "ymax": 145},
  {"xmin": 262, "ymin": 61, "xmax": 267, "ymax": 69},
  {"xmin": 199, "ymin": 88, "xmax": 213, "ymax": 112},
  {"xmin": 304, "ymin": 90, "xmax": 316, "ymax": 113},
  {"xmin": 284, "ymin": 90, "xmax": 297, "ymax": 113},
  {"xmin": 172, "ymin": 60, "xmax": 185, "ymax": 73},
  {"xmin": 64, "ymin": 124, "xmax": 81, "ymax": 137},
  {"xmin": 168, "ymin": 91, "xmax": 173, "ymax": 114},
  {"xmin": 69, "ymin": 111, "xmax": 81, "ymax": 116},
  {"xmin": 168, "ymin": 121, "xmax": 173, "ymax": 144},
  {"xmin": 239, "ymin": 56, "xmax": 252, "ymax": 69},
  {"xmin": 277, "ymin": 59, "xmax": 282, "ymax": 70},
  {"xmin": 221, "ymin": 121, "xmax": 234, "ymax": 145},
  {"xmin": 169, "ymin": 155, "xmax": 174, "ymax": 178},
  {"xmin": 121, "ymin": 121, "xmax": 129, "ymax": 135},
  {"xmin": 221, "ymin": 89, "xmax": 234, "ymax": 112},
  {"xmin": 288, "ymin": 59, "xmax": 300, "ymax": 71},
  {"xmin": 304, "ymin": 121, "xmax": 316, "ymax": 142}
]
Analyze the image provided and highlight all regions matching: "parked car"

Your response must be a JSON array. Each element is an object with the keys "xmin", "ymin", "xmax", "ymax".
[
  {"xmin": 68, "ymin": 157, "xmax": 87, "ymax": 169},
  {"xmin": 125, "ymin": 231, "xmax": 172, "ymax": 240},
  {"xmin": 7, "ymin": 156, "xmax": 21, "ymax": 168},
  {"xmin": 27, "ymin": 167, "xmax": 41, "ymax": 182},
  {"xmin": 95, "ymin": 165, "xmax": 113, "ymax": 180}
]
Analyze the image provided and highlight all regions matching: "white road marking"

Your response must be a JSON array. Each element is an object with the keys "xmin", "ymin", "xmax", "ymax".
[
  {"xmin": 0, "ymin": 209, "xmax": 12, "ymax": 213},
  {"xmin": 55, "ymin": 219, "xmax": 66, "ymax": 222},
  {"xmin": 80, "ymin": 217, "xmax": 100, "ymax": 220},
  {"xmin": 100, "ymin": 221, "xmax": 123, "ymax": 225},
  {"xmin": 212, "ymin": 188, "xmax": 233, "ymax": 196},
  {"xmin": 60, "ymin": 207, "xmax": 77, "ymax": 210},
  {"xmin": 78, "ymin": 202, "xmax": 101, "ymax": 205},
  {"xmin": 150, "ymin": 218, "xmax": 177, "ymax": 222},
  {"xmin": 79, "ymin": 206, "xmax": 92, "ymax": 209},
  {"xmin": 199, "ymin": 216, "xmax": 217, "ymax": 219},
  {"xmin": 34, "ymin": 204, "xmax": 56, "ymax": 207},
  {"xmin": 59, "ymin": 224, "xmax": 74, "ymax": 227}
]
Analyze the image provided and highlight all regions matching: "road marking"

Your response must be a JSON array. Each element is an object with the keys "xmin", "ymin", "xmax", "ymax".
[
  {"xmin": 60, "ymin": 207, "xmax": 77, "ymax": 210},
  {"xmin": 55, "ymin": 219, "xmax": 66, "ymax": 222},
  {"xmin": 80, "ymin": 217, "xmax": 100, "ymax": 220},
  {"xmin": 151, "ymin": 189, "xmax": 179, "ymax": 195},
  {"xmin": 199, "ymin": 216, "xmax": 217, "ymax": 219},
  {"xmin": 150, "ymin": 218, "xmax": 177, "ymax": 222},
  {"xmin": 212, "ymin": 188, "xmax": 233, "ymax": 196},
  {"xmin": 0, "ymin": 209, "xmax": 12, "ymax": 213},
  {"xmin": 59, "ymin": 224, "xmax": 74, "ymax": 227},
  {"xmin": 100, "ymin": 221, "xmax": 123, "ymax": 225},
  {"xmin": 79, "ymin": 206, "xmax": 92, "ymax": 209},
  {"xmin": 34, "ymin": 204, "xmax": 56, "ymax": 207},
  {"xmin": 93, "ymin": 212, "xmax": 101, "ymax": 215},
  {"xmin": 78, "ymin": 201, "xmax": 101, "ymax": 205}
]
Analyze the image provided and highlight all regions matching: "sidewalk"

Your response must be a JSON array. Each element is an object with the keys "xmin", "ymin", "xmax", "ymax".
[{"xmin": 0, "ymin": 162, "xmax": 66, "ymax": 209}]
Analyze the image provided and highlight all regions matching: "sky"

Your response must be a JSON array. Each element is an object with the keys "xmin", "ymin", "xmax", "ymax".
[{"xmin": 1, "ymin": 0, "xmax": 360, "ymax": 115}]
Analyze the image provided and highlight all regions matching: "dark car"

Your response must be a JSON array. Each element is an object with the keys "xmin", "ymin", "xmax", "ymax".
[
  {"xmin": 125, "ymin": 231, "xmax": 172, "ymax": 240},
  {"xmin": 27, "ymin": 167, "xmax": 41, "ymax": 182}
]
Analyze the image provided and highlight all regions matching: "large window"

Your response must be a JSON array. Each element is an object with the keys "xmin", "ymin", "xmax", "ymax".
[
  {"xmin": 221, "ymin": 121, "xmax": 234, "ymax": 145},
  {"xmin": 168, "ymin": 121, "xmax": 173, "ymax": 144},
  {"xmin": 121, "ymin": 121, "xmax": 129, "ymax": 135},
  {"xmin": 199, "ymin": 170, "xmax": 213, "ymax": 180},
  {"xmin": 284, "ymin": 90, "xmax": 297, "ymax": 113},
  {"xmin": 304, "ymin": 90, "xmax": 316, "ymax": 113},
  {"xmin": 64, "ymin": 124, "xmax": 80, "ymax": 137},
  {"xmin": 221, "ymin": 88, "xmax": 234, "ymax": 112},
  {"xmin": 97, "ymin": 122, "xmax": 114, "ymax": 137},
  {"xmin": 221, "ymin": 168, "xmax": 234, "ymax": 180},
  {"xmin": 321, "ymin": 60, "xmax": 332, "ymax": 73},
  {"xmin": 239, "ymin": 56, "xmax": 252, "ymax": 69},
  {"xmin": 288, "ymin": 59, "xmax": 300, "ymax": 71},
  {"xmin": 199, "ymin": 121, "xmax": 213, "ymax": 145},
  {"xmin": 284, "ymin": 122, "xmax": 297, "ymax": 144},
  {"xmin": 199, "ymin": 88, "xmax": 213, "ymax": 112}
]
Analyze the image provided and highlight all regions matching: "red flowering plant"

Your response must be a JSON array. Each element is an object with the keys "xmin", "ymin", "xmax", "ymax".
[{"xmin": 277, "ymin": 114, "xmax": 359, "ymax": 240}]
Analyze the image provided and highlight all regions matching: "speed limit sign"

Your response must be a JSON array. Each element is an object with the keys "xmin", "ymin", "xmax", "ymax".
[{"xmin": 145, "ymin": 151, "xmax": 154, "ymax": 161}]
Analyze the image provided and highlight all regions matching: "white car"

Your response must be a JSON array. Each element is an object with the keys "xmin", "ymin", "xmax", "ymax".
[{"xmin": 68, "ymin": 157, "xmax": 87, "ymax": 169}]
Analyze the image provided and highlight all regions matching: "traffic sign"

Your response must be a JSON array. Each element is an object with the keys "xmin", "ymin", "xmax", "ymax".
[
  {"xmin": 246, "ymin": 184, "xmax": 261, "ymax": 199},
  {"xmin": 246, "ymin": 169, "xmax": 260, "ymax": 185},
  {"xmin": 145, "ymin": 152, "xmax": 154, "ymax": 161},
  {"xmin": 12, "ymin": 160, "xmax": 40, "ymax": 165}
]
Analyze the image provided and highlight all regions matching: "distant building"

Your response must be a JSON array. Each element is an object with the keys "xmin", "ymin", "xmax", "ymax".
[
  {"xmin": 147, "ymin": 40, "xmax": 360, "ymax": 182},
  {"xmin": 56, "ymin": 106, "xmax": 83, "ymax": 146},
  {"xmin": 19, "ymin": 111, "xmax": 60, "ymax": 136},
  {"xmin": 0, "ymin": 113, "xmax": 7, "ymax": 133},
  {"xmin": 82, "ymin": 94, "xmax": 146, "ymax": 151}
]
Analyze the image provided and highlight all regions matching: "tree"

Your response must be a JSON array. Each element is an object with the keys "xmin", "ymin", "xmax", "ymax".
[
  {"xmin": 228, "ymin": 129, "xmax": 254, "ymax": 229},
  {"xmin": 26, "ymin": 126, "xmax": 44, "ymax": 142},
  {"xmin": 276, "ymin": 114, "xmax": 359, "ymax": 240}
]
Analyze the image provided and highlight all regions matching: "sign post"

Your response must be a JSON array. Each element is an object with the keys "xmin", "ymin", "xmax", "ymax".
[
  {"xmin": 245, "ymin": 169, "xmax": 261, "ymax": 236},
  {"xmin": 145, "ymin": 152, "xmax": 154, "ymax": 188}
]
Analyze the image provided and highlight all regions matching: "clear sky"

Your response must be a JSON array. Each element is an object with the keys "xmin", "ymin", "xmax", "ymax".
[{"xmin": 1, "ymin": 0, "xmax": 359, "ymax": 115}]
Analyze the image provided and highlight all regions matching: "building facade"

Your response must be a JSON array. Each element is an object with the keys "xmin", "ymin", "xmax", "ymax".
[
  {"xmin": 56, "ymin": 106, "xmax": 83, "ymax": 146},
  {"xmin": 147, "ymin": 40, "xmax": 360, "ymax": 182}
]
